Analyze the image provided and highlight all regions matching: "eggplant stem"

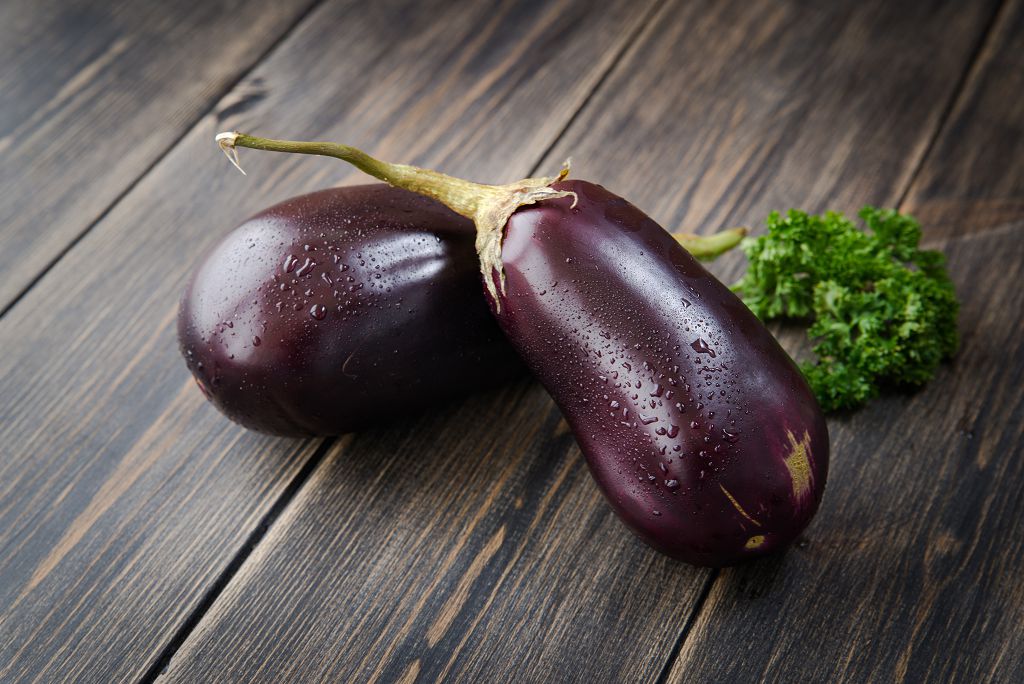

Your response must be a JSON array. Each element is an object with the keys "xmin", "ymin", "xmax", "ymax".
[
  {"xmin": 675, "ymin": 227, "xmax": 748, "ymax": 260},
  {"xmin": 214, "ymin": 131, "xmax": 746, "ymax": 302},
  {"xmin": 216, "ymin": 130, "xmax": 576, "ymax": 307}
]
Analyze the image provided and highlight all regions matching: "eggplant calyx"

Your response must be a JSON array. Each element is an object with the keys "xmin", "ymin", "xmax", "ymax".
[
  {"xmin": 472, "ymin": 161, "xmax": 575, "ymax": 304},
  {"xmin": 214, "ymin": 131, "xmax": 574, "ymax": 309}
]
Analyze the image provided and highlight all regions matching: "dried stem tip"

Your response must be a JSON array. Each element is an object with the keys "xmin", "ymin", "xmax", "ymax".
[{"xmin": 216, "ymin": 132, "xmax": 246, "ymax": 175}]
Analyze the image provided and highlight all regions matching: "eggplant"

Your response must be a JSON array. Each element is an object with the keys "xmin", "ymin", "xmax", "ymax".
[
  {"xmin": 493, "ymin": 180, "xmax": 828, "ymax": 566},
  {"xmin": 181, "ymin": 184, "xmax": 741, "ymax": 437},
  {"xmin": 212, "ymin": 132, "xmax": 824, "ymax": 566},
  {"xmin": 179, "ymin": 184, "xmax": 524, "ymax": 436}
]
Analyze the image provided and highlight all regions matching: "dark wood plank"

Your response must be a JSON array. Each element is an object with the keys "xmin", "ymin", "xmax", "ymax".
[
  {"xmin": 546, "ymin": 0, "xmax": 1003, "ymax": 233},
  {"xmin": 903, "ymin": 0, "xmax": 1024, "ymax": 240},
  {"xmin": 666, "ymin": 3, "xmax": 1024, "ymax": 682},
  {"xmin": 0, "ymin": 0, "xmax": 318, "ymax": 311},
  {"xmin": 0, "ymin": 0, "xmax": 643, "ymax": 680},
  {"xmin": 162, "ymin": 0, "xmax": 999, "ymax": 681}
]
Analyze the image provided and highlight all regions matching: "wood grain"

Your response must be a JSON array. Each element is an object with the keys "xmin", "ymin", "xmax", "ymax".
[
  {"xmin": 903, "ymin": 0, "xmax": 1024, "ymax": 240},
  {"xmin": 162, "ymin": 0, "xmax": 1001, "ymax": 681},
  {"xmin": 0, "ymin": 0, "xmax": 649, "ymax": 680},
  {"xmin": 543, "ymin": 0, "xmax": 1002, "ymax": 234},
  {"xmin": 666, "ymin": 2, "xmax": 1024, "ymax": 682},
  {"xmin": 0, "ymin": 0, "xmax": 321, "ymax": 312},
  {"xmin": 171, "ymin": 385, "xmax": 693, "ymax": 682}
]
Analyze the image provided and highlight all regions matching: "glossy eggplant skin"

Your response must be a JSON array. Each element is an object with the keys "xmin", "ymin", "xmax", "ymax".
[
  {"xmin": 178, "ymin": 184, "xmax": 524, "ymax": 436},
  {"xmin": 492, "ymin": 180, "xmax": 828, "ymax": 566}
]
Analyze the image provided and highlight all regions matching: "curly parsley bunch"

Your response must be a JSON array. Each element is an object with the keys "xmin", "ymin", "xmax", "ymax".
[{"xmin": 734, "ymin": 207, "xmax": 959, "ymax": 412}]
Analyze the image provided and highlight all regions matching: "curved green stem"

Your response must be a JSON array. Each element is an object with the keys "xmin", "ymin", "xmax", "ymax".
[
  {"xmin": 215, "ymin": 131, "xmax": 746, "ymax": 302},
  {"xmin": 217, "ymin": 131, "xmax": 574, "ymax": 306},
  {"xmin": 217, "ymin": 132, "xmax": 506, "ymax": 218},
  {"xmin": 675, "ymin": 227, "xmax": 747, "ymax": 260}
]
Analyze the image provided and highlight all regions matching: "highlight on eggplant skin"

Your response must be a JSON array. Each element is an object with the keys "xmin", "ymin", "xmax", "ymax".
[
  {"xmin": 178, "ymin": 184, "xmax": 525, "ymax": 436},
  {"xmin": 490, "ymin": 180, "xmax": 829, "ymax": 566}
]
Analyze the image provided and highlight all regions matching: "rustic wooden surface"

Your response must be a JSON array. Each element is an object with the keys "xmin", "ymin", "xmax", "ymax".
[
  {"xmin": 903, "ymin": 0, "xmax": 1024, "ymax": 240},
  {"xmin": 0, "ymin": 0, "xmax": 1020, "ymax": 682},
  {"xmin": 0, "ymin": 0, "xmax": 318, "ymax": 313}
]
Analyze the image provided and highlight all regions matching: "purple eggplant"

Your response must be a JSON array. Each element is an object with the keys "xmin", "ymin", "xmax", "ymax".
[
  {"xmin": 212, "ymin": 132, "xmax": 823, "ymax": 566},
  {"xmin": 492, "ymin": 180, "xmax": 828, "ymax": 566},
  {"xmin": 181, "ymin": 184, "xmax": 740, "ymax": 437},
  {"xmin": 179, "ymin": 184, "xmax": 524, "ymax": 436}
]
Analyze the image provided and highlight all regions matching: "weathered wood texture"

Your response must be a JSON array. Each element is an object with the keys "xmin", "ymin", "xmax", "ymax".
[
  {"xmin": 546, "ymin": 0, "xmax": 1002, "ymax": 232},
  {"xmin": 0, "ymin": 0, "xmax": 319, "ymax": 312},
  {"xmin": 0, "ymin": 0, "xmax": 651, "ymax": 680},
  {"xmin": 162, "ymin": 0, "xmax": 1002, "ymax": 681},
  {"xmin": 903, "ymin": 0, "xmax": 1024, "ymax": 240},
  {"xmin": 666, "ymin": 2, "xmax": 1024, "ymax": 682}
]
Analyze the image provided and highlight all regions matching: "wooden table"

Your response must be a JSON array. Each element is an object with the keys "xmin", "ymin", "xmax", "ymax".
[{"xmin": 2, "ymin": 0, "xmax": 1021, "ymax": 681}]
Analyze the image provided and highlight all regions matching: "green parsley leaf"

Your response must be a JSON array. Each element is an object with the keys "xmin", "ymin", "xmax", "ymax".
[{"xmin": 733, "ymin": 207, "xmax": 959, "ymax": 412}]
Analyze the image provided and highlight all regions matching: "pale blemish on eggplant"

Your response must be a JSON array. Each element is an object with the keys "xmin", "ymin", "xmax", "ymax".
[
  {"xmin": 744, "ymin": 535, "xmax": 766, "ymax": 549},
  {"xmin": 719, "ymin": 484, "xmax": 762, "ymax": 528},
  {"xmin": 784, "ymin": 429, "xmax": 814, "ymax": 500}
]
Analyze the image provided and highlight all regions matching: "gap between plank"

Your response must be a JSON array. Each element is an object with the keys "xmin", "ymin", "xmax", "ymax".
[
  {"xmin": 526, "ymin": 0, "xmax": 668, "ymax": 177},
  {"xmin": 655, "ymin": 1, "xmax": 1010, "ymax": 679},
  {"xmin": 895, "ymin": 0, "xmax": 1009, "ymax": 210},
  {"xmin": 655, "ymin": 569, "xmax": 719, "ymax": 684},
  {"xmin": 0, "ymin": 0, "xmax": 326, "ymax": 322},
  {"xmin": 138, "ymin": 437, "xmax": 338, "ymax": 682}
]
